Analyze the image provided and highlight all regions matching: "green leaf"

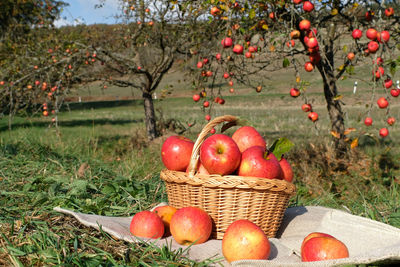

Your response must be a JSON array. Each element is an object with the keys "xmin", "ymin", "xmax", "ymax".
[
  {"xmin": 269, "ymin": 137, "xmax": 294, "ymax": 161},
  {"xmin": 283, "ymin": 58, "xmax": 290, "ymax": 68}
]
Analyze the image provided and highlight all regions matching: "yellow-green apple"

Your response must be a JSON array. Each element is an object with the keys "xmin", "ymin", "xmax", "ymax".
[
  {"xmin": 301, "ymin": 236, "xmax": 349, "ymax": 262},
  {"xmin": 161, "ymin": 136, "xmax": 194, "ymax": 171},
  {"xmin": 377, "ymin": 97, "xmax": 388, "ymax": 109},
  {"xmin": 232, "ymin": 126, "xmax": 266, "ymax": 153},
  {"xmin": 200, "ymin": 134, "xmax": 241, "ymax": 175},
  {"xmin": 299, "ymin": 19, "xmax": 311, "ymax": 31},
  {"xmin": 364, "ymin": 117, "xmax": 373, "ymax": 126},
  {"xmin": 279, "ymin": 156, "xmax": 294, "ymax": 182},
  {"xmin": 130, "ymin": 210, "xmax": 164, "ymax": 239},
  {"xmin": 170, "ymin": 207, "xmax": 212, "ymax": 245},
  {"xmin": 222, "ymin": 219, "xmax": 270, "ymax": 263},
  {"xmin": 380, "ymin": 127, "xmax": 389, "ymax": 137},
  {"xmin": 238, "ymin": 146, "xmax": 283, "ymax": 179},
  {"xmin": 352, "ymin": 29, "xmax": 362, "ymax": 39},
  {"xmin": 301, "ymin": 232, "xmax": 334, "ymax": 252},
  {"xmin": 153, "ymin": 205, "xmax": 177, "ymax": 236}
]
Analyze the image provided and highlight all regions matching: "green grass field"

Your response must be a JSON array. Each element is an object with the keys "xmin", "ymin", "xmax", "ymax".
[{"xmin": 1, "ymin": 83, "xmax": 400, "ymax": 265}]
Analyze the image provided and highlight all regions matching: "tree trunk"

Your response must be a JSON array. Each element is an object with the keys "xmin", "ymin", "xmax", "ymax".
[
  {"xmin": 320, "ymin": 70, "xmax": 348, "ymax": 159},
  {"xmin": 142, "ymin": 91, "xmax": 158, "ymax": 140}
]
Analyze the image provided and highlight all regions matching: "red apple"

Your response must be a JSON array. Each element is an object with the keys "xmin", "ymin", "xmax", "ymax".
[
  {"xmin": 385, "ymin": 7, "xmax": 394, "ymax": 17},
  {"xmin": 202, "ymin": 58, "xmax": 209, "ymax": 65},
  {"xmin": 352, "ymin": 29, "xmax": 362, "ymax": 39},
  {"xmin": 309, "ymin": 53, "xmax": 321, "ymax": 64},
  {"xmin": 380, "ymin": 128, "xmax": 389, "ymax": 137},
  {"xmin": 377, "ymin": 97, "xmax": 388, "ymax": 108},
  {"xmin": 391, "ymin": 89, "xmax": 400, "ymax": 97},
  {"xmin": 200, "ymin": 134, "xmax": 241, "ymax": 175},
  {"xmin": 43, "ymin": 110, "xmax": 49, "ymax": 117},
  {"xmin": 223, "ymin": 72, "xmax": 230, "ymax": 79},
  {"xmin": 130, "ymin": 210, "xmax": 164, "ymax": 239},
  {"xmin": 233, "ymin": 44, "xmax": 244, "ymax": 54},
  {"xmin": 249, "ymin": 46, "xmax": 257, "ymax": 53},
  {"xmin": 384, "ymin": 78, "xmax": 393, "ymax": 89},
  {"xmin": 290, "ymin": 30, "xmax": 300, "ymax": 39},
  {"xmin": 301, "ymin": 232, "xmax": 335, "ymax": 252},
  {"xmin": 161, "ymin": 136, "xmax": 194, "ymax": 171},
  {"xmin": 203, "ymin": 101, "xmax": 210, "ymax": 107},
  {"xmin": 222, "ymin": 219, "xmax": 270, "ymax": 263},
  {"xmin": 193, "ymin": 94, "xmax": 200, "ymax": 102},
  {"xmin": 365, "ymin": 11, "xmax": 373, "ymax": 21},
  {"xmin": 232, "ymin": 126, "xmax": 266, "ymax": 153},
  {"xmin": 376, "ymin": 57, "xmax": 384, "ymax": 65},
  {"xmin": 387, "ymin": 117, "xmax": 396, "ymax": 126},
  {"xmin": 170, "ymin": 207, "xmax": 212, "ymax": 245},
  {"xmin": 366, "ymin": 28, "xmax": 378, "ymax": 40},
  {"xmin": 380, "ymin": 31, "xmax": 390, "ymax": 42},
  {"xmin": 218, "ymin": 98, "xmax": 225, "ymax": 105},
  {"xmin": 307, "ymin": 37, "xmax": 318, "ymax": 48},
  {"xmin": 206, "ymin": 70, "xmax": 213, "ymax": 77},
  {"xmin": 196, "ymin": 61, "xmax": 203, "ymax": 68},
  {"xmin": 299, "ymin": 19, "xmax": 311, "ymax": 31},
  {"xmin": 304, "ymin": 61, "xmax": 314, "ymax": 72},
  {"xmin": 228, "ymin": 80, "xmax": 234, "ymax": 86},
  {"xmin": 368, "ymin": 41, "xmax": 379, "ymax": 53},
  {"xmin": 302, "ymin": 236, "xmax": 349, "ymax": 262},
  {"xmin": 245, "ymin": 51, "xmax": 252, "ymax": 58},
  {"xmin": 221, "ymin": 37, "xmax": 233, "ymax": 48},
  {"xmin": 293, "ymin": 0, "xmax": 303, "ymax": 4},
  {"xmin": 347, "ymin": 52, "xmax": 355, "ymax": 61},
  {"xmin": 303, "ymin": 1, "xmax": 314, "ymax": 12},
  {"xmin": 364, "ymin": 117, "xmax": 373, "ymax": 126},
  {"xmin": 279, "ymin": 157, "xmax": 294, "ymax": 182},
  {"xmin": 205, "ymin": 114, "xmax": 211, "ymax": 121},
  {"xmin": 374, "ymin": 67, "xmax": 384, "ymax": 79},
  {"xmin": 210, "ymin": 6, "xmax": 220, "ymax": 16},
  {"xmin": 238, "ymin": 146, "xmax": 283, "ymax": 179},
  {"xmin": 153, "ymin": 205, "xmax": 177, "ymax": 236},
  {"xmin": 308, "ymin": 112, "xmax": 318, "ymax": 122},
  {"xmin": 302, "ymin": 103, "xmax": 312, "ymax": 112},
  {"xmin": 290, "ymin": 87, "xmax": 301, "ymax": 97},
  {"xmin": 186, "ymin": 161, "xmax": 210, "ymax": 175},
  {"xmin": 216, "ymin": 53, "xmax": 222, "ymax": 60},
  {"xmin": 286, "ymin": 40, "xmax": 295, "ymax": 48}
]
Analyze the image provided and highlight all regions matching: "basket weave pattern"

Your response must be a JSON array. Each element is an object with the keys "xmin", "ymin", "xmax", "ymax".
[{"xmin": 160, "ymin": 115, "xmax": 296, "ymax": 239}]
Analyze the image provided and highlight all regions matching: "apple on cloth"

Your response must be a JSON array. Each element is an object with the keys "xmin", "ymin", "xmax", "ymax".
[{"xmin": 53, "ymin": 204, "xmax": 400, "ymax": 266}]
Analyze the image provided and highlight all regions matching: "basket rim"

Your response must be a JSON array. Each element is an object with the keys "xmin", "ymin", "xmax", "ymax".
[{"xmin": 160, "ymin": 169, "xmax": 296, "ymax": 195}]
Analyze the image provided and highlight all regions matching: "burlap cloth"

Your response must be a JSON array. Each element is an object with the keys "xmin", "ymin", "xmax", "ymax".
[{"xmin": 54, "ymin": 204, "xmax": 400, "ymax": 266}]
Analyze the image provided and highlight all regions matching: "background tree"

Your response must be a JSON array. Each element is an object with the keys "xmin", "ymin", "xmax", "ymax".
[{"xmin": 190, "ymin": 0, "xmax": 400, "ymax": 158}]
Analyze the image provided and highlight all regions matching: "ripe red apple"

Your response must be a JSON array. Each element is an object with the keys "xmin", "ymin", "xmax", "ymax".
[
  {"xmin": 218, "ymin": 98, "xmax": 225, "ymax": 105},
  {"xmin": 384, "ymin": 78, "xmax": 393, "ymax": 89},
  {"xmin": 377, "ymin": 97, "xmax": 388, "ymax": 108},
  {"xmin": 352, "ymin": 29, "xmax": 362, "ymax": 39},
  {"xmin": 193, "ymin": 94, "xmax": 200, "ymax": 102},
  {"xmin": 222, "ymin": 219, "xmax": 270, "ymax": 263},
  {"xmin": 368, "ymin": 41, "xmax": 379, "ymax": 53},
  {"xmin": 366, "ymin": 28, "xmax": 378, "ymax": 40},
  {"xmin": 228, "ymin": 80, "xmax": 234, "ymax": 86},
  {"xmin": 223, "ymin": 72, "xmax": 230, "ymax": 79},
  {"xmin": 299, "ymin": 19, "xmax": 311, "ymax": 31},
  {"xmin": 161, "ymin": 136, "xmax": 194, "ymax": 171},
  {"xmin": 303, "ymin": 1, "xmax": 314, "ymax": 12},
  {"xmin": 385, "ymin": 7, "xmax": 394, "ymax": 17},
  {"xmin": 43, "ymin": 110, "xmax": 49, "ymax": 117},
  {"xmin": 206, "ymin": 70, "xmax": 213, "ymax": 77},
  {"xmin": 308, "ymin": 112, "xmax": 318, "ymax": 122},
  {"xmin": 302, "ymin": 103, "xmax": 312, "ymax": 112},
  {"xmin": 347, "ymin": 52, "xmax": 355, "ymax": 61},
  {"xmin": 202, "ymin": 58, "xmax": 209, "ymax": 65},
  {"xmin": 245, "ymin": 51, "xmax": 252, "ymax": 58},
  {"xmin": 130, "ymin": 210, "xmax": 164, "ymax": 239},
  {"xmin": 153, "ymin": 205, "xmax": 177, "ymax": 236},
  {"xmin": 249, "ymin": 46, "xmax": 257, "ymax": 53},
  {"xmin": 380, "ymin": 128, "xmax": 389, "ymax": 137},
  {"xmin": 304, "ymin": 61, "xmax": 314, "ymax": 72},
  {"xmin": 210, "ymin": 6, "xmax": 220, "ymax": 16},
  {"xmin": 170, "ymin": 207, "xmax": 212, "ymax": 245},
  {"xmin": 364, "ymin": 117, "xmax": 373, "ymax": 126},
  {"xmin": 309, "ymin": 53, "xmax": 321, "ymax": 64},
  {"xmin": 301, "ymin": 232, "xmax": 335, "ymax": 252},
  {"xmin": 286, "ymin": 40, "xmax": 295, "ymax": 48},
  {"xmin": 387, "ymin": 117, "xmax": 396, "ymax": 126},
  {"xmin": 376, "ymin": 57, "xmax": 384, "ymax": 65},
  {"xmin": 293, "ymin": 0, "xmax": 303, "ymax": 4},
  {"xmin": 307, "ymin": 37, "xmax": 318, "ymax": 48},
  {"xmin": 216, "ymin": 53, "xmax": 221, "ymax": 60},
  {"xmin": 374, "ymin": 67, "xmax": 385, "ymax": 79},
  {"xmin": 238, "ymin": 146, "xmax": 283, "ymax": 179},
  {"xmin": 290, "ymin": 87, "xmax": 301, "ymax": 97},
  {"xmin": 221, "ymin": 37, "xmax": 233, "ymax": 48},
  {"xmin": 196, "ymin": 61, "xmax": 203, "ymax": 68},
  {"xmin": 256, "ymin": 85, "xmax": 262, "ymax": 93},
  {"xmin": 365, "ymin": 11, "xmax": 373, "ymax": 21},
  {"xmin": 200, "ymin": 134, "xmax": 241, "ymax": 175},
  {"xmin": 290, "ymin": 30, "xmax": 300, "ymax": 39},
  {"xmin": 232, "ymin": 44, "xmax": 244, "ymax": 54},
  {"xmin": 391, "ymin": 88, "xmax": 400, "ymax": 97},
  {"xmin": 279, "ymin": 157, "xmax": 294, "ymax": 182},
  {"xmin": 232, "ymin": 126, "xmax": 266, "ymax": 153},
  {"xmin": 203, "ymin": 101, "xmax": 210, "ymax": 108},
  {"xmin": 301, "ymin": 236, "xmax": 349, "ymax": 262},
  {"xmin": 380, "ymin": 31, "xmax": 390, "ymax": 43},
  {"xmin": 205, "ymin": 114, "xmax": 211, "ymax": 121}
]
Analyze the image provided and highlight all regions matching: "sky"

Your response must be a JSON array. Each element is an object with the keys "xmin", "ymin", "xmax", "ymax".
[{"xmin": 55, "ymin": 0, "xmax": 121, "ymax": 27}]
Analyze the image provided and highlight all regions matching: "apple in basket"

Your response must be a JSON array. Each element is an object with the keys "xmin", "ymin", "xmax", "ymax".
[
  {"xmin": 301, "ymin": 232, "xmax": 349, "ymax": 261},
  {"xmin": 161, "ymin": 136, "xmax": 194, "ymax": 171},
  {"xmin": 222, "ymin": 219, "xmax": 271, "ymax": 263},
  {"xmin": 232, "ymin": 126, "xmax": 266, "ymax": 152},
  {"xmin": 200, "ymin": 134, "xmax": 241, "ymax": 175},
  {"xmin": 130, "ymin": 210, "xmax": 164, "ymax": 239},
  {"xmin": 238, "ymin": 146, "xmax": 283, "ymax": 179},
  {"xmin": 170, "ymin": 206, "xmax": 212, "ymax": 245},
  {"xmin": 153, "ymin": 205, "xmax": 177, "ymax": 236}
]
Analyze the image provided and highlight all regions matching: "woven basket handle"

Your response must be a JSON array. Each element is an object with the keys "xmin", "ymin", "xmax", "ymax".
[{"xmin": 187, "ymin": 115, "xmax": 238, "ymax": 177}]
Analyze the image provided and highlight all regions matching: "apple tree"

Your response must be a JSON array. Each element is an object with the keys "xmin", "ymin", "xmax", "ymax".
[{"xmin": 187, "ymin": 0, "xmax": 400, "ymax": 158}]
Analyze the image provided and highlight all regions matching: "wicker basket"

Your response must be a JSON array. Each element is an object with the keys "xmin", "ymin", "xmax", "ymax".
[{"xmin": 160, "ymin": 115, "xmax": 296, "ymax": 239}]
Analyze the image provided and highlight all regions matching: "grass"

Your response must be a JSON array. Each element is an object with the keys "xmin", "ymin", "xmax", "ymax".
[{"xmin": 1, "ymin": 89, "xmax": 400, "ymax": 266}]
